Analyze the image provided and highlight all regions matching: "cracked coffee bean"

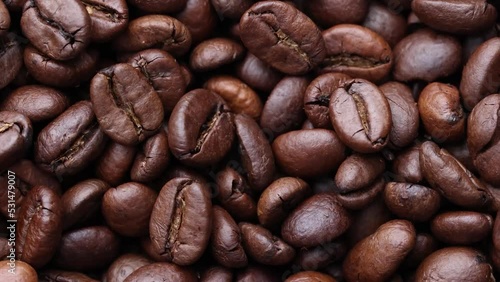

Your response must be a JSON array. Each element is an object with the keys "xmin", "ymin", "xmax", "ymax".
[{"xmin": 79, "ymin": 0, "xmax": 128, "ymax": 42}]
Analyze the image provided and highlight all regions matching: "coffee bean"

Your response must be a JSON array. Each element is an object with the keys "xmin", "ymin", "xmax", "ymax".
[
  {"xmin": 175, "ymin": 0, "xmax": 218, "ymax": 43},
  {"xmin": 104, "ymin": 253, "xmax": 152, "ymax": 282},
  {"xmin": 0, "ymin": 111, "xmax": 32, "ymax": 172},
  {"xmin": 431, "ymin": 211, "xmax": 493, "ymax": 245},
  {"xmin": 362, "ymin": 2, "xmax": 407, "ymax": 47},
  {"xmin": 200, "ymin": 266, "xmax": 233, "ymax": 282},
  {"xmin": 236, "ymin": 53, "xmax": 283, "ymax": 93},
  {"xmin": 190, "ymin": 38, "xmax": 245, "ymax": 72},
  {"xmin": 211, "ymin": 0, "xmax": 253, "ymax": 20},
  {"xmin": 211, "ymin": 206, "xmax": 247, "ymax": 268},
  {"xmin": 0, "ymin": 1, "xmax": 10, "ymax": 36},
  {"xmin": 296, "ymin": 239, "xmax": 347, "ymax": 271},
  {"xmin": 0, "ymin": 34, "xmax": 22, "ymax": 89},
  {"xmin": 384, "ymin": 182, "xmax": 441, "ymax": 222},
  {"xmin": 80, "ymin": 0, "xmax": 128, "ymax": 42},
  {"xmin": 391, "ymin": 144, "xmax": 423, "ymax": 183},
  {"xmin": 39, "ymin": 270, "xmax": 97, "ymax": 282},
  {"xmin": 239, "ymin": 1, "xmax": 325, "ymax": 75},
  {"xmin": 216, "ymin": 166, "xmax": 257, "ymax": 221},
  {"xmin": 304, "ymin": 0, "xmax": 369, "ymax": 27},
  {"xmin": 96, "ymin": 142, "xmax": 136, "ymax": 186},
  {"xmin": 124, "ymin": 262, "xmax": 197, "ymax": 282},
  {"xmin": 335, "ymin": 154, "xmax": 385, "ymax": 194},
  {"xmin": 285, "ymin": 271, "xmax": 337, "ymax": 282},
  {"xmin": 402, "ymin": 233, "xmax": 438, "ymax": 269},
  {"xmin": 0, "ymin": 260, "xmax": 37, "ymax": 281}
]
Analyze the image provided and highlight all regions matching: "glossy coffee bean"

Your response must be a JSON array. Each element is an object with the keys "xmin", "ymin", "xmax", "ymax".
[
  {"xmin": 303, "ymin": 72, "xmax": 351, "ymax": 129},
  {"xmin": 175, "ymin": 0, "xmax": 218, "ymax": 43},
  {"xmin": 16, "ymin": 185, "xmax": 62, "ymax": 269},
  {"xmin": 200, "ymin": 266, "xmax": 233, "ymax": 282},
  {"xmin": 211, "ymin": 0, "xmax": 253, "ymax": 20},
  {"xmin": 304, "ymin": 0, "xmax": 369, "ymax": 27},
  {"xmin": 431, "ymin": 211, "xmax": 492, "ymax": 245},
  {"xmin": 211, "ymin": 206, "xmax": 247, "ymax": 268},
  {"xmin": 149, "ymin": 178, "xmax": 212, "ymax": 265},
  {"xmin": 384, "ymin": 182, "xmax": 441, "ymax": 222},
  {"xmin": 0, "ymin": 34, "xmax": 23, "ymax": 89},
  {"xmin": 285, "ymin": 271, "xmax": 336, "ymax": 282},
  {"xmin": 412, "ymin": 0, "xmax": 497, "ymax": 34},
  {"xmin": 239, "ymin": 1, "xmax": 326, "ymax": 75},
  {"xmin": 0, "ymin": 111, "xmax": 32, "ymax": 172},
  {"xmin": 21, "ymin": 0, "xmax": 91, "ymax": 60},
  {"xmin": 282, "ymin": 193, "xmax": 351, "ymax": 248},
  {"xmin": 335, "ymin": 154, "xmax": 385, "ymax": 194},
  {"xmin": 130, "ymin": 129, "xmax": 169, "ymax": 183},
  {"xmin": 0, "ymin": 260, "xmax": 37, "ymax": 281},
  {"xmin": 190, "ymin": 38, "xmax": 245, "ymax": 72},
  {"xmin": 80, "ymin": 0, "xmax": 129, "ymax": 42},
  {"xmin": 362, "ymin": 1, "xmax": 407, "ymax": 47},
  {"xmin": 35, "ymin": 101, "xmax": 107, "ymax": 177},
  {"xmin": 445, "ymin": 140, "xmax": 477, "ymax": 174},
  {"xmin": 168, "ymin": 89, "xmax": 234, "ymax": 167},
  {"xmin": 236, "ymin": 53, "xmax": 283, "ymax": 93},
  {"xmin": 321, "ymin": 24, "xmax": 393, "ymax": 82},
  {"xmin": 104, "ymin": 253, "xmax": 152, "ymax": 282},
  {"xmin": 343, "ymin": 220, "xmax": 416, "ymax": 282},
  {"xmin": 96, "ymin": 142, "xmax": 136, "ymax": 186},
  {"xmin": 329, "ymin": 79, "xmax": 392, "ymax": 153},
  {"xmin": 393, "ymin": 29, "xmax": 462, "ymax": 82},
  {"xmin": 216, "ymin": 166, "xmax": 257, "ymax": 221},
  {"xmin": 402, "ymin": 233, "xmax": 438, "ymax": 269},
  {"xmin": 415, "ymin": 247, "xmax": 494, "ymax": 281},
  {"xmin": 124, "ymin": 262, "xmax": 197, "ymax": 282},
  {"xmin": 296, "ymin": 239, "xmax": 347, "ymax": 271},
  {"xmin": 391, "ymin": 144, "xmax": 423, "ymax": 183}
]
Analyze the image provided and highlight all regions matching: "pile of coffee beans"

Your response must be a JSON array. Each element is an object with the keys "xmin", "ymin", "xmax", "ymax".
[{"xmin": 0, "ymin": 0, "xmax": 500, "ymax": 281}]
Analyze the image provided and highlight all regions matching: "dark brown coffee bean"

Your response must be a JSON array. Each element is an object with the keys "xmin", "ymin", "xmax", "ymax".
[
  {"xmin": 190, "ymin": 38, "xmax": 245, "ymax": 72},
  {"xmin": 103, "ymin": 182, "xmax": 157, "ymax": 237},
  {"xmin": 236, "ymin": 53, "xmax": 283, "ymax": 93},
  {"xmin": 128, "ymin": 0, "xmax": 186, "ymax": 13},
  {"xmin": 0, "ymin": 34, "xmax": 22, "ymax": 89},
  {"xmin": 39, "ymin": 270, "xmax": 98, "ymax": 282},
  {"xmin": 285, "ymin": 271, "xmax": 336, "ymax": 282},
  {"xmin": 234, "ymin": 113, "xmax": 276, "ymax": 191},
  {"xmin": 240, "ymin": 222, "xmax": 295, "ymax": 266},
  {"xmin": 418, "ymin": 82, "xmax": 465, "ymax": 143},
  {"xmin": 169, "ymin": 89, "xmax": 234, "ymax": 167},
  {"xmin": 0, "ymin": 85, "xmax": 69, "ymax": 123},
  {"xmin": 402, "ymin": 233, "xmax": 438, "ymax": 269},
  {"xmin": 420, "ymin": 141, "xmax": 493, "ymax": 210},
  {"xmin": 391, "ymin": 144, "xmax": 423, "ymax": 183},
  {"xmin": 445, "ymin": 140, "xmax": 477, "ymax": 174},
  {"xmin": 211, "ymin": 206, "xmax": 247, "ymax": 268},
  {"xmin": 149, "ymin": 178, "xmax": 212, "ymax": 265},
  {"xmin": 412, "ymin": 0, "xmax": 497, "ymax": 34},
  {"xmin": 431, "ymin": 211, "xmax": 493, "ymax": 245},
  {"xmin": 128, "ymin": 49, "xmax": 186, "ymax": 113},
  {"xmin": 105, "ymin": 253, "xmax": 152, "ymax": 282},
  {"xmin": 321, "ymin": 24, "xmax": 393, "ymax": 82},
  {"xmin": 296, "ymin": 239, "xmax": 347, "ymax": 271},
  {"xmin": 90, "ymin": 63, "xmax": 164, "ymax": 146},
  {"xmin": 343, "ymin": 220, "xmax": 416, "ymax": 282},
  {"xmin": 335, "ymin": 154, "xmax": 385, "ymax": 194},
  {"xmin": 273, "ymin": 129, "xmax": 346, "ymax": 178},
  {"xmin": 393, "ymin": 29, "xmax": 462, "ymax": 82},
  {"xmin": 24, "ymin": 45, "xmax": 99, "ymax": 88},
  {"xmin": 113, "ymin": 15, "xmax": 192, "ymax": 57},
  {"xmin": 124, "ymin": 262, "xmax": 197, "ymax": 282},
  {"xmin": 21, "ymin": 0, "xmax": 91, "ymax": 60},
  {"xmin": 216, "ymin": 166, "xmax": 257, "ymax": 221},
  {"xmin": 304, "ymin": 0, "xmax": 368, "ymax": 27},
  {"xmin": 96, "ymin": 142, "xmax": 136, "ymax": 186},
  {"xmin": 379, "ymin": 81, "xmax": 419, "ymax": 149},
  {"xmin": 0, "ymin": 111, "xmax": 32, "ymax": 172},
  {"xmin": 0, "ymin": 1, "xmax": 10, "ymax": 36},
  {"xmin": 16, "ymin": 185, "xmax": 62, "ymax": 269},
  {"xmin": 130, "ymin": 129, "xmax": 169, "ymax": 183},
  {"xmin": 205, "ymin": 75, "xmax": 263, "ymax": 120},
  {"xmin": 257, "ymin": 177, "xmax": 310, "ymax": 227},
  {"xmin": 211, "ymin": 0, "xmax": 253, "ymax": 20},
  {"xmin": 54, "ymin": 226, "xmax": 120, "ymax": 271},
  {"xmin": 282, "ymin": 193, "xmax": 351, "ymax": 248},
  {"xmin": 61, "ymin": 179, "xmax": 109, "ymax": 231},
  {"xmin": 35, "ymin": 101, "xmax": 107, "ymax": 177},
  {"xmin": 384, "ymin": 182, "xmax": 441, "ymax": 222},
  {"xmin": 362, "ymin": 2, "xmax": 407, "ymax": 47},
  {"xmin": 304, "ymin": 72, "xmax": 351, "ymax": 129},
  {"xmin": 415, "ymin": 247, "xmax": 494, "ymax": 281},
  {"xmin": 0, "ymin": 260, "xmax": 37, "ymax": 281},
  {"xmin": 175, "ymin": 0, "xmax": 217, "ymax": 43},
  {"xmin": 200, "ymin": 266, "xmax": 233, "ymax": 282},
  {"xmin": 239, "ymin": 1, "xmax": 325, "ymax": 75},
  {"xmin": 467, "ymin": 94, "xmax": 500, "ymax": 186},
  {"xmin": 337, "ymin": 176, "xmax": 386, "ymax": 210},
  {"xmin": 460, "ymin": 37, "xmax": 500, "ymax": 110},
  {"xmin": 80, "ymin": 0, "xmax": 129, "ymax": 42}
]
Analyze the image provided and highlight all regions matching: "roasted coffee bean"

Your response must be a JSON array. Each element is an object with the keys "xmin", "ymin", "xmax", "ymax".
[
  {"xmin": 362, "ymin": 1, "xmax": 407, "ymax": 47},
  {"xmin": 200, "ymin": 266, "xmax": 233, "ymax": 282},
  {"xmin": 257, "ymin": 177, "xmax": 310, "ymax": 227},
  {"xmin": 0, "ymin": 85, "xmax": 69, "ymax": 123},
  {"xmin": 205, "ymin": 75, "xmax": 263, "ymax": 120},
  {"xmin": 240, "ymin": 222, "xmax": 295, "ymax": 265},
  {"xmin": 345, "ymin": 197, "xmax": 390, "ymax": 247},
  {"xmin": 379, "ymin": 82, "xmax": 419, "ymax": 149},
  {"xmin": 35, "ymin": 101, "xmax": 107, "ymax": 177},
  {"xmin": 216, "ymin": 166, "xmax": 257, "ymax": 221},
  {"xmin": 329, "ymin": 79, "xmax": 392, "ymax": 153},
  {"xmin": 236, "ymin": 53, "xmax": 283, "ymax": 93},
  {"xmin": 402, "ymin": 233, "xmax": 438, "ymax": 269},
  {"xmin": 175, "ymin": 0, "xmax": 218, "ymax": 43},
  {"xmin": 285, "ymin": 271, "xmax": 337, "ymax": 282},
  {"xmin": 304, "ymin": 0, "xmax": 369, "ymax": 27},
  {"xmin": 239, "ymin": 1, "xmax": 325, "ymax": 75},
  {"xmin": 168, "ymin": 89, "xmax": 234, "ymax": 167},
  {"xmin": 296, "ymin": 239, "xmax": 347, "ymax": 271},
  {"xmin": 102, "ymin": 182, "xmax": 157, "ymax": 237},
  {"xmin": 335, "ymin": 154, "xmax": 385, "ymax": 194},
  {"xmin": 24, "ymin": 45, "xmax": 99, "ymax": 88},
  {"xmin": 61, "ymin": 179, "xmax": 109, "ymax": 231},
  {"xmin": 211, "ymin": 206, "xmax": 247, "ymax": 268},
  {"xmin": 343, "ymin": 220, "xmax": 416, "ymax": 282},
  {"xmin": 0, "ymin": 260, "xmax": 37, "ymax": 281},
  {"xmin": 39, "ymin": 270, "xmax": 97, "ymax": 282},
  {"xmin": 211, "ymin": 0, "xmax": 253, "ymax": 20},
  {"xmin": 336, "ymin": 177, "xmax": 385, "ymax": 210},
  {"xmin": 391, "ymin": 144, "xmax": 423, "ymax": 183},
  {"xmin": 415, "ymin": 247, "xmax": 494, "ymax": 281},
  {"xmin": 80, "ymin": 0, "xmax": 128, "ymax": 42},
  {"xmin": 0, "ymin": 34, "xmax": 22, "ymax": 89},
  {"xmin": 431, "ymin": 211, "xmax": 493, "ymax": 245},
  {"xmin": 130, "ymin": 129, "xmax": 169, "ymax": 183},
  {"xmin": 384, "ymin": 182, "xmax": 441, "ymax": 222},
  {"xmin": 113, "ymin": 15, "xmax": 192, "ymax": 57},
  {"xmin": 16, "ymin": 185, "xmax": 62, "ymax": 269},
  {"xmin": 321, "ymin": 24, "xmax": 393, "ymax": 82},
  {"xmin": 460, "ymin": 37, "xmax": 500, "ymax": 110},
  {"xmin": 282, "ymin": 193, "xmax": 351, "ymax": 248},
  {"xmin": 128, "ymin": 49, "xmax": 186, "ymax": 113},
  {"xmin": 90, "ymin": 63, "xmax": 164, "ymax": 145},
  {"xmin": 104, "ymin": 253, "xmax": 152, "ymax": 282},
  {"xmin": 123, "ymin": 262, "xmax": 197, "ymax": 282},
  {"xmin": 0, "ymin": 111, "xmax": 32, "ymax": 172},
  {"xmin": 149, "ymin": 178, "xmax": 212, "ymax": 265},
  {"xmin": 412, "ymin": 0, "xmax": 497, "ymax": 34},
  {"xmin": 393, "ymin": 29, "xmax": 462, "ymax": 82},
  {"xmin": 54, "ymin": 226, "xmax": 120, "ymax": 271},
  {"xmin": 190, "ymin": 38, "xmax": 245, "ymax": 72},
  {"xmin": 21, "ymin": 0, "xmax": 91, "ymax": 60},
  {"xmin": 418, "ymin": 82, "xmax": 465, "ymax": 143},
  {"xmin": 444, "ymin": 140, "xmax": 477, "ymax": 174},
  {"xmin": 304, "ymin": 72, "xmax": 351, "ymax": 129},
  {"xmin": 0, "ymin": 1, "xmax": 10, "ymax": 36},
  {"xmin": 96, "ymin": 142, "xmax": 136, "ymax": 186},
  {"xmin": 420, "ymin": 141, "xmax": 493, "ymax": 210},
  {"xmin": 234, "ymin": 113, "xmax": 275, "ymax": 191},
  {"xmin": 467, "ymin": 94, "xmax": 500, "ymax": 186},
  {"xmin": 273, "ymin": 129, "xmax": 346, "ymax": 178}
]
